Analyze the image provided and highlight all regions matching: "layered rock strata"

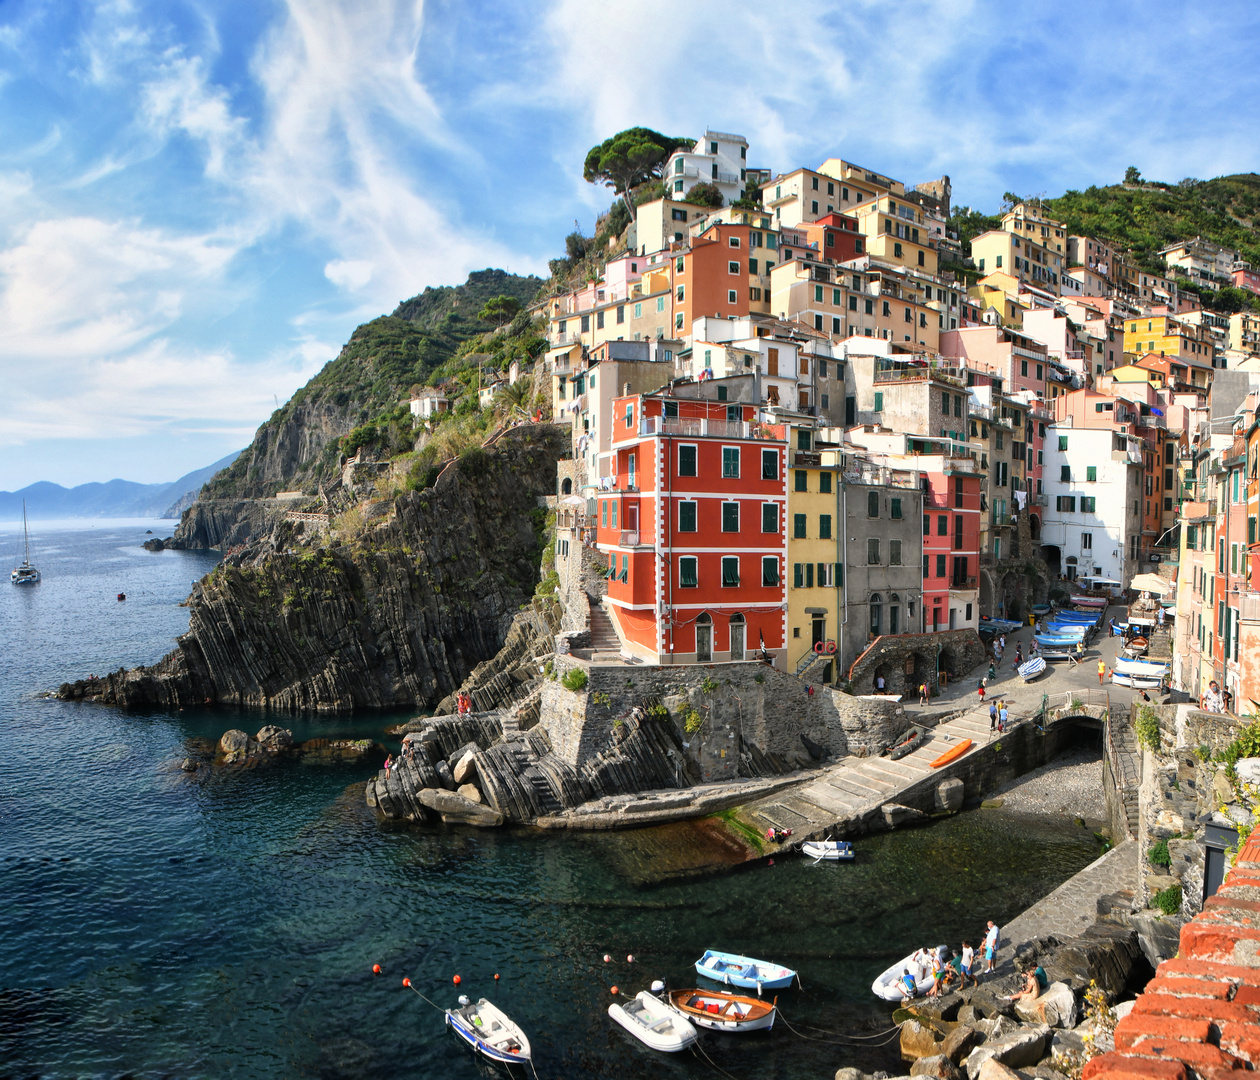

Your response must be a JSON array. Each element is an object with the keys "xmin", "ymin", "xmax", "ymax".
[{"xmin": 81, "ymin": 427, "xmax": 567, "ymax": 712}]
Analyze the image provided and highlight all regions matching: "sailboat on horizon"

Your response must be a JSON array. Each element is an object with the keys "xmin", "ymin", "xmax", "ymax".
[{"xmin": 11, "ymin": 500, "xmax": 41, "ymax": 585}]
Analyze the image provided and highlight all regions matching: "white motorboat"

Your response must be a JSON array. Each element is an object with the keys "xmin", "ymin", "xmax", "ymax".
[
  {"xmin": 801, "ymin": 839, "xmax": 854, "ymax": 861},
  {"xmin": 10, "ymin": 500, "xmax": 40, "ymax": 585},
  {"xmin": 871, "ymin": 947, "xmax": 944, "ymax": 1002},
  {"xmin": 1112, "ymin": 671, "xmax": 1165, "ymax": 690},
  {"xmin": 609, "ymin": 990, "xmax": 698, "ymax": 1052},
  {"xmin": 445, "ymin": 996, "xmax": 532, "ymax": 1066}
]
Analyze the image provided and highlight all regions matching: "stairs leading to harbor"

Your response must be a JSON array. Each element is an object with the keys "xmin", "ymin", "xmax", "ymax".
[
  {"xmin": 587, "ymin": 598, "xmax": 621, "ymax": 655},
  {"xmin": 1107, "ymin": 717, "xmax": 1142, "ymax": 838}
]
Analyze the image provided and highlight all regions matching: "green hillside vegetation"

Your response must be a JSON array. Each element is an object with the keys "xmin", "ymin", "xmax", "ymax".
[
  {"xmin": 202, "ymin": 269, "xmax": 546, "ymax": 500},
  {"xmin": 951, "ymin": 172, "xmax": 1260, "ymax": 312}
]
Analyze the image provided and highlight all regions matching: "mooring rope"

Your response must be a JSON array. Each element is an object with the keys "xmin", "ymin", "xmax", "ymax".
[
  {"xmin": 690, "ymin": 1037, "xmax": 744, "ymax": 1080},
  {"xmin": 776, "ymin": 1009, "xmax": 904, "ymax": 1046}
]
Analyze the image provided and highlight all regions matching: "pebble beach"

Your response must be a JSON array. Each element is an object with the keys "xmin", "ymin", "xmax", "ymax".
[{"xmin": 986, "ymin": 746, "xmax": 1107, "ymax": 822}]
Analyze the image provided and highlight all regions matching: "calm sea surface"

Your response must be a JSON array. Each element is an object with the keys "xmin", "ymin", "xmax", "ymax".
[{"xmin": 0, "ymin": 520, "xmax": 1103, "ymax": 1079}]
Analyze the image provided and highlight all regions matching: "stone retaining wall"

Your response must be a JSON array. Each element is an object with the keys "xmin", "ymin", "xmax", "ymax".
[{"xmin": 846, "ymin": 628, "xmax": 986, "ymax": 697}]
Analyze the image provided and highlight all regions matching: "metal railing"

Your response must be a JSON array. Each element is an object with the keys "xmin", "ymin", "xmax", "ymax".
[{"xmin": 639, "ymin": 417, "xmax": 782, "ymax": 441}]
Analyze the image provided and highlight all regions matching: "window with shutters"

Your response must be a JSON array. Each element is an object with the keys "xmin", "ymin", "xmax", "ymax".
[
  {"xmin": 678, "ymin": 444, "xmax": 697, "ymax": 476},
  {"xmin": 722, "ymin": 447, "xmax": 740, "ymax": 478},
  {"xmin": 722, "ymin": 502, "xmax": 739, "ymax": 532},
  {"xmin": 762, "ymin": 503, "xmax": 777, "ymax": 533},
  {"xmin": 889, "ymin": 540, "xmax": 902, "ymax": 565},
  {"xmin": 794, "ymin": 513, "xmax": 807, "ymax": 539},
  {"xmin": 868, "ymin": 491, "xmax": 879, "ymax": 517},
  {"xmin": 867, "ymin": 538, "xmax": 880, "ymax": 564},
  {"xmin": 761, "ymin": 449, "xmax": 778, "ymax": 480},
  {"xmin": 819, "ymin": 514, "xmax": 832, "ymax": 539},
  {"xmin": 679, "ymin": 557, "xmax": 697, "ymax": 587},
  {"xmin": 722, "ymin": 557, "xmax": 740, "ymax": 587},
  {"xmin": 890, "ymin": 497, "xmax": 902, "ymax": 519},
  {"xmin": 679, "ymin": 501, "xmax": 697, "ymax": 532},
  {"xmin": 762, "ymin": 557, "xmax": 779, "ymax": 586},
  {"xmin": 819, "ymin": 471, "xmax": 832, "ymax": 494}
]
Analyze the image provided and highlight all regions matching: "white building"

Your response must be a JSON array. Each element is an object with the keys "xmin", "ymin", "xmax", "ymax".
[
  {"xmin": 1039, "ymin": 424, "xmax": 1144, "ymax": 588},
  {"xmin": 409, "ymin": 389, "xmax": 450, "ymax": 420},
  {"xmin": 663, "ymin": 130, "xmax": 749, "ymax": 208}
]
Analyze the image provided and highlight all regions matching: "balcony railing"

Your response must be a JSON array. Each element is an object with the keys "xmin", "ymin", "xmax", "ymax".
[
  {"xmin": 1112, "ymin": 448, "xmax": 1144, "ymax": 465},
  {"xmin": 639, "ymin": 417, "xmax": 783, "ymax": 441},
  {"xmin": 618, "ymin": 530, "xmax": 641, "ymax": 547},
  {"xmin": 1240, "ymin": 592, "xmax": 1260, "ymax": 622},
  {"xmin": 951, "ymin": 576, "xmax": 979, "ymax": 590},
  {"xmin": 791, "ymin": 450, "xmax": 821, "ymax": 467}
]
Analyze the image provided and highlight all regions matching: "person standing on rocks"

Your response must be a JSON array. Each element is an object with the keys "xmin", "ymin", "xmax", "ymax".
[
  {"xmin": 983, "ymin": 921, "xmax": 999, "ymax": 974},
  {"xmin": 960, "ymin": 940, "xmax": 977, "ymax": 988}
]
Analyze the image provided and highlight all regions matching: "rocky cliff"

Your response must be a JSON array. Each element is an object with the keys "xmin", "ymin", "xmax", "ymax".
[{"xmin": 89, "ymin": 426, "xmax": 567, "ymax": 712}]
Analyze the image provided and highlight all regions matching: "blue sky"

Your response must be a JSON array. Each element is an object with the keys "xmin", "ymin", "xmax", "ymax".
[{"xmin": 3, "ymin": 0, "xmax": 1260, "ymax": 489}]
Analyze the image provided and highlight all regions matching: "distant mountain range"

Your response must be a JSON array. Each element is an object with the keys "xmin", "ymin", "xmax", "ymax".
[{"xmin": 0, "ymin": 451, "xmax": 243, "ymax": 520}]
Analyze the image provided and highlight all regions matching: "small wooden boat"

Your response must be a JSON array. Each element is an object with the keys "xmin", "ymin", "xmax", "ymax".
[
  {"xmin": 872, "ymin": 948, "xmax": 945, "ymax": 1001},
  {"xmin": 445, "ymin": 997, "xmax": 532, "ymax": 1066},
  {"xmin": 929, "ymin": 739, "xmax": 972, "ymax": 768},
  {"xmin": 1040, "ymin": 648, "xmax": 1073, "ymax": 662},
  {"xmin": 887, "ymin": 726, "xmax": 926, "ymax": 760},
  {"xmin": 1070, "ymin": 595, "xmax": 1109, "ymax": 609},
  {"xmin": 980, "ymin": 616, "xmax": 1023, "ymax": 632},
  {"xmin": 609, "ymin": 990, "xmax": 698, "ymax": 1051},
  {"xmin": 1110, "ymin": 619, "xmax": 1129, "ymax": 637},
  {"xmin": 1036, "ymin": 634, "xmax": 1083, "ymax": 648},
  {"xmin": 801, "ymin": 839, "xmax": 854, "ymax": 861},
  {"xmin": 667, "ymin": 988, "xmax": 777, "ymax": 1033},
  {"xmin": 695, "ymin": 950, "xmax": 796, "ymax": 991},
  {"xmin": 1114, "ymin": 658, "xmax": 1169, "ymax": 676},
  {"xmin": 1018, "ymin": 656, "xmax": 1047, "ymax": 682},
  {"xmin": 1031, "ymin": 604, "xmax": 1051, "ymax": 616}
]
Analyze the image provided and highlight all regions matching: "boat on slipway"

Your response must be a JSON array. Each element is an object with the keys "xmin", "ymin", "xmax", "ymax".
[
  {"xmin": 1018, "ymin": 656, "xmax": 1047, "ymax": 682},
  {"xmin": 445, "ymin": 996, "xmax": 532, "ymax": 1066},
  {"xmin": 695, "ymin": 950, "xmax": 797, "ymax": 991},
  {"xmin": 666, "ymin": 987, "xmax": 777, "ymax": 1033},
  {"xmin": 609, "ymin": 989, "xmax": 698, "ymax": 1051},
  {"xmin": 886, "ymin": 726, "xmax": 926, "ymax": 760}
]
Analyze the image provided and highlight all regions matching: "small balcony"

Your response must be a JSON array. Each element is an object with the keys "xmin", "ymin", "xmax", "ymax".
[
  {"xmin": 950, "ymin": 576, "xmax": 979, "ymax": 590},
  {"xmin": 618, "ymin": 530, "xmax": 641, "ymax": 548}
]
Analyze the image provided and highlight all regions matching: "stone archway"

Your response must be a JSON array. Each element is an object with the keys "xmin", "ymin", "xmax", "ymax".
[
  {"xmin": 939, "ymin": 645, "xmax": 957, "ymax": 679},
  {"xmin": 561, "ymin": 477, "xmax": 573, "ymax": 495},
  {"xmin": 1029, "ymin": 514, "xmax": 1041, "ymax": 542},
  {"xmin": 874, "ymin": 661, "xmax": 892, "ymax": 695},
  {"xmin": 979, "ymin": 570, "xmax": 996, "ymax": 618}
]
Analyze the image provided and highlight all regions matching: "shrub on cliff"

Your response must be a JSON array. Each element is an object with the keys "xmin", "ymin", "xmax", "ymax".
[
  {"xmin": 1152, "ymin": 882, "xmax": 1182, "ymax": 915},
  {"xmin": 1135, "ymin": 705, "xmax": 1161, "ymax": 753},
  {"xmin": 1148, "ymin": 838, "xmax": 1171, "ymax": 868},
  {"xmin": 561, "ymin": 667, "xmax": 588, "ymax": 691}
]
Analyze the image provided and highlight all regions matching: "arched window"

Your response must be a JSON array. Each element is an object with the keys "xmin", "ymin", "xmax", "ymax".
[
  {"xmin": 561, "ymin": 477, "xmax": 573, "ymax": 495},
  {"xmin": 870, "ymin": 593, "xmax": 882, "ymax": 634}
]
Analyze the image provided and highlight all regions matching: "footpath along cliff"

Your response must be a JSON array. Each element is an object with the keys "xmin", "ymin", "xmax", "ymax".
[{"xmin": 82, "ymin": 426, "xmax": 567, "ymax": 711}]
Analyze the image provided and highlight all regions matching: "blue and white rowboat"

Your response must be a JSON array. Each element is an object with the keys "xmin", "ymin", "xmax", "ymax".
[
  {"xmin": 695, "ymin": 950, "xmax": 797, "ymax": 992},
  {"xmin": 1018, "ymin": 656, "xmax": 1047, "ymax": 682},
  {"xmin": 446, "ymin": 997, "xmax": 532, "ymax": 1066}
]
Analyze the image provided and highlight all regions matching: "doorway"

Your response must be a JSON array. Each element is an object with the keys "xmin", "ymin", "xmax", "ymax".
[
  {"xmin": 812, "ymin": 616, "xmax": 825, "ymax": 650},
  {"xmin": 696, "ymin": 614, "xmax": 712, "ymax": 662},
  {"xmin": 730, "ymin": 614, "xmax": 745, "ymax": 661}
]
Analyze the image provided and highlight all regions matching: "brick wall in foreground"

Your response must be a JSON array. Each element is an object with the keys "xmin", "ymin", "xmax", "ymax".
[{"xmin": 1084, "ymin": 833, "xmax": 1260, "ymax": 1079}]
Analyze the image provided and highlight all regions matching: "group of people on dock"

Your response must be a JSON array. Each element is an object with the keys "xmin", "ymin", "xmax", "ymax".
[{"xmin": 899, "ymin": 921, "xmax": 1002, "ymax": 1000}]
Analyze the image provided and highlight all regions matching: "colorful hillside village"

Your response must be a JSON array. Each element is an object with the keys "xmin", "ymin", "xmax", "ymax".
[{"xmin": 427, "ymin": 132, "xmax": 1260, "ymax": 713}]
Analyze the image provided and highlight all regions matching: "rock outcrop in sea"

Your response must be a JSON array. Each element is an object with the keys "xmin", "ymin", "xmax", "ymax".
[{"xmin": 85, "ymin": 426, "xmax": 567, "ymax": 711}]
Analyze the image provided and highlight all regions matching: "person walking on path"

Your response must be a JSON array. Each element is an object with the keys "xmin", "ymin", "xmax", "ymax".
[
  {"xmin": 999, "ymin": 702, "xmax": 1009, "ymax": 732},
  {"xmin": 977, "ymin": 680, "xmax": 986, "ymax": 704},
  {"xmin": 919, "ymin": 682, "xmax": 929, "ymax": 706},
  {"xmin": 989, "ymin": 702, "xmax": 998, "ymax": 731},
  {"xmin": 1014, "ymin": 644, "xmax": 1023, "ymax": 667},
  {"xmin": 983, "ymin": 921, "xmax": 1000, "ymax": 975},
  {"xmin": 1098, "ymin": 658, "xmax": 1106, "ymax": 685}
]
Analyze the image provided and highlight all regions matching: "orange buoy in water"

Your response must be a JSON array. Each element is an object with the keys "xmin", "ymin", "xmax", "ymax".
[
  {"xmin": 373, "ymin": 964, "xmax": 381, "ymax": 974},
  {"xmin": 626, "ymin": 954, "xmax": 635, "ymax": 963},
  {"xmin": 403, "ymin": 978, "xmax": 411, "ymax": 987},
  {"xmin": 603, "ymin": 954, "xmax": 611, "ymax": 962},
  {"xmin": 493, "ymin": 974, "xmax": 500, "ymax": 981},
  {"xmin": 453, "ymin": 975, "xmax": 461, "ymax": 985},
  {"xmin": 768, "ymin": 858, "xmax": 775, "ymax": 865},
  {"xmin": 610, "ymin": 986, "xmax": 618, "ymax": 995}
]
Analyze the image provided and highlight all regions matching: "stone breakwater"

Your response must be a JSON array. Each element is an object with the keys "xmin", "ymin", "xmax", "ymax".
[
  {"xmin": 58, "ymin": 427, "xmax": 568, "ymax": 712},
  {"xmin": 365, "ymin": 656, "xmax": 934, "ymax": 828}
]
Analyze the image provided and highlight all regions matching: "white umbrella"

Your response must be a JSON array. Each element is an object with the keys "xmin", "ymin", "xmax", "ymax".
[{"xmin": 1129, "ymin": 573, "xmax": 1172, "ymax": 595}]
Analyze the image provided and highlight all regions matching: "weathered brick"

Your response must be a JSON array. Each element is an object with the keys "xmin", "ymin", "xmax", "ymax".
[
  {"xmin": 1114, "ymin": 1013, "xmax": 1212, "ymax": 1048},
  {"xmin": 1124, "ymin": 1040, "xmax": 1245, "ymax": 1072},
  {"xmin": 1232, "ymin": 984, "xmax": 1260, "ymax": 1004},
  {"xmin": 1143, "ymin": 977, "xmax": 1234, "ymax": 1000},
  {"xmin": 1181, "ymin": 921, "xmax": 1260, "ymax": 962},
  {"xmin": 1082, "ymin": 1052, "xmax": 1190, "ymax": 1080},
  {"xmin": 1219, "ymin": 1019, "xmax": 1260, "ymax": 1062},
  {"xmin": 1156, "ymin": 957, "xmax": 1260, "ymax": 985},
  {"xmin": 1131, "ymin": 992, "xmax": 1257, "ymax": 1025},
  {"xmin": 1205, "ymin": 894, "xmax": 1260, "ymax": 916}
]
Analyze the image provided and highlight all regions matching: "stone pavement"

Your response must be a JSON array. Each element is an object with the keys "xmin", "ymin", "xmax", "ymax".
[
  {"xmin": 1000, "ymin": 840, "xmax": 1138, "ymax": 961},
  {"xmin": 900, "ymin": 605, "xmax": 1142, "ymax": 723}
]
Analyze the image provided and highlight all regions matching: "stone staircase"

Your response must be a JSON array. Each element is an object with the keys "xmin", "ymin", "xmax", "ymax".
[
  {"xmin": 1107, "ymin": 715, "xmax": 1142, "ymax": 838},
  {"xmin": 739, "ymin": 706, "xmax": 997, "ymax": 839},
  {"xmin": 587, "ymin": 597, "xmax": 622, "ymax": 655}
]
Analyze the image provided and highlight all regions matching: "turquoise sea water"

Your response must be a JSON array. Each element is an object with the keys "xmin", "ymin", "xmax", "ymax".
[{"xmin": 0, "ymin": 521, "xmax": 1103, "ymax": 1078}]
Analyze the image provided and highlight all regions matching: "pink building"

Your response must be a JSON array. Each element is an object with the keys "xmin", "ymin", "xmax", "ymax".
[
  {"xmin": 1234, "ymin": 265, "xmax": 1260, "ymax": 297},
  {"xmin": 940, "ymin": 325, "xmax": 1052, "ymax": 401}
]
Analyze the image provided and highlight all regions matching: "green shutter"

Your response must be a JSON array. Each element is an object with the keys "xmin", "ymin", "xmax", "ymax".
[{"xmin": 874, "ymin": 391, "xmax": 883, "ymax": 412}]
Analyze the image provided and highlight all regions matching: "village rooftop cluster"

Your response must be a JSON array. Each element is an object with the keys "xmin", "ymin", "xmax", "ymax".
[{"xmin": 413, "ymin": 131, "xmax": 1260, "ymax": 708}]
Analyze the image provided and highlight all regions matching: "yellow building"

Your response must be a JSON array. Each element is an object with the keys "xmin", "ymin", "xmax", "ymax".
[
  {"xmin": 1122, "ymin": 314, "xmax": 1215, "ymax": 385},
  {"xmin": 785, "ymin": 435, "xmax": 845, "ymax": 677},
  {"xmin": 1228, "ymin": 311, "xmax": 1260, "ymax": 355},
  {"xmin": 851, "ymin": 195, "xmax": 939, "ymax": 276},
  {"xmin": 967, "ymin": 273, "xmax": 1027, "ymax": 328},
  {"xmin": 970, "ymin": 203, "xmax": 1067, "ymax": 295}
]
